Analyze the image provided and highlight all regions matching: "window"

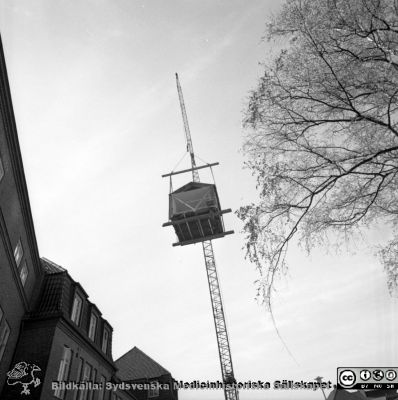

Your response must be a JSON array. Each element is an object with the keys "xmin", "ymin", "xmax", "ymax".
[
  {"xmin": 19, "ymin": 261, "xmax": 28, "ymax": 286},
  {"xmin": 74, "ymin": 357, "xmax": 83, "ymax": 399},
  {"xmin": 148, "ymin": 381, "xmax": 159, "ymax": 398},
  {"xmin": 54, "ymin": 346, "xmax": 72, "ymax": 399},
  {"xmin": 101, "ymin": 329, "xmax": 109, "ymax": 354},
  {"xmin": 78, "ymin": 362, "xmax": 92, "ymax": 400},
  {"xmin": 0, "ymin": 155, "xmax": 4, "ymax": 181},
  {"xmin": 88, "ymin": 314, "xmax": 97, "ymax": 341},
  {"xmin": 71, "ymin": 294, "xmax": 83, "ymax": 325},
  {"xmin": 0, "ymin": 321, "xmax": 10, "ymax": 362},
  {"xmin": 0, "ymin": 305, "xmax": 4, "ymax": 361},
  {"xmin": 98, "ymin": 375, "xmax": 106, "ymax": 400},
  {"xmin": 89, "ymin": 369, "xmax": 97, "ymax": 400},
  {"xmin": 82, "ymin": 362, "xmax": 92, "ymax": 383},
  {"xmin": 14, "ymin": 239, "xmax": 23, "ymax": 268}
]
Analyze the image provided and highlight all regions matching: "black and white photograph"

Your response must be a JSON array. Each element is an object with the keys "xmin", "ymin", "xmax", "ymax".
[{"xmin": 0, "ymin": 1, "xmax": 397, "ymax": 400}]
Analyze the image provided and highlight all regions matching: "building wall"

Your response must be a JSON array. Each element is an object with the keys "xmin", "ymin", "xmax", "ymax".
[
  {"xmin": 0, "ymin": 318, "xmax": 57, "ymax": 399},
  {"xmin": 42, "ymin": 320, "xmax": 115, "ymax": 400},
  {"xmin": 0, "ymin": 33, "xmax": 42, "ymax": 306},
  {"xmin": 0, "ymin": 118, "xmax": 39, "ymax": 303},
  {"xmin": 0, "ymin": 233, "xmax": 27, "ymax": 387},
  {"xmin": 0, "ymin": 34, "xmax": 43, "ymax": 392},
  {"xmin": 127, "ymin": 376, "xmax": 178, "ymax": 400},
  {"xmin": 1, "ymin": 267, "xmax": 120, "ymax": 400},
  {"xmin": 61, "ymin": 279, "xmax": 114, "ymax": 362},
  {"xmin": 1, "ymin": 315, "xmax": 117, "ymax": 400}
]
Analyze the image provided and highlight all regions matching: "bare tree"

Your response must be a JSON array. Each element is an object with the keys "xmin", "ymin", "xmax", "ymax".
[{"xmin": 238, "ymin": 0, "xmax": 398, "ymax": 308}]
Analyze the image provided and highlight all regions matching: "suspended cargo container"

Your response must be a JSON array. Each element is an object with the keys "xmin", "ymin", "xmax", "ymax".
[
  {"xmin": 169, "ymin": 182, "xmax": 220, "ymax": 219},
  {"xmin": 162, "ymin": 176, "xmax": 233, "ymax": 246},
  {"xmin": 170, "ymin": 181, "xmax": 223, "ymax": 241}
]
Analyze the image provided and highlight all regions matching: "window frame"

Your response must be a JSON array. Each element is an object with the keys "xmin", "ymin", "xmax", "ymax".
[
  {"xmin": 0, "ymin": 154, "xmax": 4, "ymax": 182},
  {"xmin": 88, "ymin": 368, "xmax": 97, "ymax": 400},
  {"xmin": 73, "ymin": 357, "xmax": 84, "ymax": 400},
  {"xmin": 13, "ymin": 239, "xmax": 23, "ymax": 268},
  {"xmin": 71, "ymin": 293, "xmax": 83, "ymax": 326},
  {"xmin": 77, "ymin": 361, "xmax": 92, "ymax": 400},
  {"xmin": 88, "ymin": 313, "xmax": 97, "ymax": 341},
  {"xmin": 98, "ymin": 375, "xmax": 106, "ymax": 400},
  {"xmin": 54, "ymin": 346, "xmax": 73, "ymax": 399},
  {"xmin": 0, "ymin": 320, "xmax": 10, "ymax": 362},
  {"xmin": 101, "ymin": 328, "xmax": 109, "ymax": 354},
  {"xmin": 19, "ymin": 260, "xmax": 29, "ymax": 287},
  {"xmin": 148, "ymin": 381, "xmax": 160, "ymax": 398}
]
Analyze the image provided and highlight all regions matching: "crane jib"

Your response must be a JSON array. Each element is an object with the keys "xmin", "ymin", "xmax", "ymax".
[{"xmin": 163, "ymin": 74, "xmax": 239, "ymax": 400}]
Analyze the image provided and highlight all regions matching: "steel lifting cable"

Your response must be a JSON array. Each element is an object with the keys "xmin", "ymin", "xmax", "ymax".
[
  {"xmin": 168, "ymin": 151, "xmax": 189, "ymax": 194},
  {"xmin": 210, "ymin": 165, "xmax": 216, "ymax": 185},
  {"xmin": 172, "ymin": 151, "xmax": 189, "ymax": 173},
  {"xmin": 196, "ymin": 154, "xmax": 217, "ymax": 185}
]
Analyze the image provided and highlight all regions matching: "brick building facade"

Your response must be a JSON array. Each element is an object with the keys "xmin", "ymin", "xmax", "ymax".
[
  {"xmin": 0, "ymin": 30, "xmax": 44, "ymax": 391},
  {"xmin": 115, "ymin": 347, "xmax": 178, "ymax": 400},
  {"xmin": 1, "ymin": 258, "xmax": 122, "ymax": 400},
  {"xmin": 0, "ymin": 33, "xmax": 177, "ymax": 400}
]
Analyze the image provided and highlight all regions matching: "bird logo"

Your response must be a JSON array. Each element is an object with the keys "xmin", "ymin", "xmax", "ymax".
[{"xmin": 6, "ymin": 361, "xmax": 41, "ymax": 395}]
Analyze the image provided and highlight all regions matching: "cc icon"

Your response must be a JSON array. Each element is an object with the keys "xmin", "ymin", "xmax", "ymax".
[{"xmin": 339, "ymin": 370, "xmax": 356, "ymax": 388}]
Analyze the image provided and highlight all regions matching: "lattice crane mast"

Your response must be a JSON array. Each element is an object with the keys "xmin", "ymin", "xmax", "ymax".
[{"xmin": 162, "ymin": 74, "xmax": 239, "ymax": 400}]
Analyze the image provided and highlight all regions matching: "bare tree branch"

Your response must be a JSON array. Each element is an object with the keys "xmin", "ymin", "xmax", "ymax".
[{"xmin": 238, "ymin": 0, "xmax": 398, "ymax": 308}]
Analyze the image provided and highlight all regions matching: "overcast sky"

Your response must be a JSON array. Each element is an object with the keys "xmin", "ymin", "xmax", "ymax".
[{"xmin": 1, "ymin": 1, "xmax": 397, "ymax": 399}]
